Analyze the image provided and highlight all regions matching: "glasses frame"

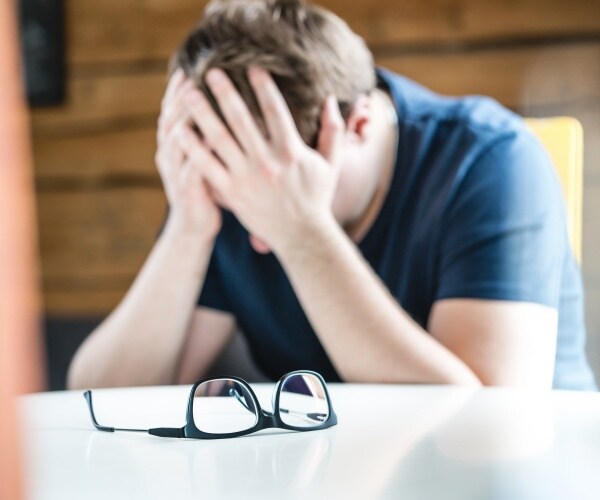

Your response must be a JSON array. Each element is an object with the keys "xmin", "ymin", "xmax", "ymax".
[{"xmin": 84, "ymin": 370, "xmax": 337, "ymax": 440}]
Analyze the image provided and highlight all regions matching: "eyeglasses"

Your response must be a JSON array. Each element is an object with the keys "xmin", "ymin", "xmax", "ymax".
[{"xmin": 83, "ymin": 370, "xmax": 337, "ymax": 439}]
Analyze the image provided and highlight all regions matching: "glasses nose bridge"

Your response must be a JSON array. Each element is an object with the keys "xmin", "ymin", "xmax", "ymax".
[{"xmin": 261, "ymin": 410, "xmax": 278, "ymax": 428}]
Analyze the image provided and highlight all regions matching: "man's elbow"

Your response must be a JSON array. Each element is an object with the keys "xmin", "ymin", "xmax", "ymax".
[{"xmin": 66, "ymin": 355, "xmax": 88, "ymax": 390}]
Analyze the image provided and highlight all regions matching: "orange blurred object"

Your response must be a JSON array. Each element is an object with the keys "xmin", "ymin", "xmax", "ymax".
[{"xmin": 0, "ymin": 0, "xmax": 45, "ymax": 498}]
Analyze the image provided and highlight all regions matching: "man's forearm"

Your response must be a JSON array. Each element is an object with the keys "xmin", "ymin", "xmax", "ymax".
[
  {"xmin": 275, "ymin": 215, "xmax": 481, "ymax": 385},
  {"xmin": 67, "ymin": 218, "xmax": 214, "ymax": 389}
]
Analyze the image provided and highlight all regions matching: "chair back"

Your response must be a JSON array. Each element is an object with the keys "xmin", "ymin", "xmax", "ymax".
[{"xmin": 525, "ymin": 117, "xmax": 583, "ymax": 263}]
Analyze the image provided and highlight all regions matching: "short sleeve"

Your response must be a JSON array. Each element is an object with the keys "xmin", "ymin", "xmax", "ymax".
[{"xmin": 435, "ymin": 130, "xmax": 568, "ymax": 307}]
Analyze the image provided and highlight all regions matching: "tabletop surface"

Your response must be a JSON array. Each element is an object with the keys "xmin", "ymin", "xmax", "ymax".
[{"xmin": 19, "ymin": 384, "xmax": 600, "ymax": 500}]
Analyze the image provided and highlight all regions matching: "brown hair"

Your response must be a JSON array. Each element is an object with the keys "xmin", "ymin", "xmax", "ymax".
[{"xmin": 170, "ymin": 0, "xmax": 376, "ymax": 146}]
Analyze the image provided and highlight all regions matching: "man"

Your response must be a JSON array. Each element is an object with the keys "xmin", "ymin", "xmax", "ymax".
[{"xmin": 68, "ymin": 0, "xmax": 596, "ymax": 390}]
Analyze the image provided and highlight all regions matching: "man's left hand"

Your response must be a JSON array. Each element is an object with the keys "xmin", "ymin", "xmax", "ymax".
[{"xmin": 178, "ymin": 66, "xmax": 344, "ymax": 254}]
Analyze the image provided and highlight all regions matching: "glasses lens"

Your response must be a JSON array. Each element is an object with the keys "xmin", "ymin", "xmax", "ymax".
[
  {"xmin": 279, "ymin": 373, "xmax": 330, "ymax": 428},
  {"xmin": 192, "ymin": 379, "xmax": 258, "ymax": 434}
]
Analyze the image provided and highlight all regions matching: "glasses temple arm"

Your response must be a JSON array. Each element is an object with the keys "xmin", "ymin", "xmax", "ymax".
[
  {"xmin": 149, "ymin": 427, "xmax": 182, "ymax": 438},
  {"xmin": 229, "ymin": 387, "xmax": 256, "ymax": 413},
  {"xmin": 229, "ymin": 388, "xmax": 326, "ymax": 423},
  {"xmin": 83, "ymin": 390, "xmax": 150, "ymax": 433},
  {"xmin": 279, "ymin": 407, "xmax": 327, "ymax": 422}
]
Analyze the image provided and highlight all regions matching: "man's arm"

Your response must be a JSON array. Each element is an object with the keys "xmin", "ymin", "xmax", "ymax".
[
  {"xmin": 175, "ymin": 307, "xmax": 236, "ymax": 384},
  {"xmin": 67, "ymin": 220, "xmax": 228, "ymax": 389},
  {"xmin": 274, "ymin": 212, "xmax": 556, "ymax": 387},
  {"xmin": 68, "ymin": 70, "xmax": 228, "ymax": 389},
  {"xmin": 277, "ymin": 218, "xmax": 557, "ymax": 386},
  {"xmin": 429, "ymin": 299, "xmax": 557, "ymax": 387},
  {"xmin": 273, "ymin": 215, "xmax": 481, "ymax": 385}
]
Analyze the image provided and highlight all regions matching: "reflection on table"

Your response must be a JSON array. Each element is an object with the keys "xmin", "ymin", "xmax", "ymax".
[{"xmin": 19, "ymin": 384, "xmax": 600, "ymax": 500}]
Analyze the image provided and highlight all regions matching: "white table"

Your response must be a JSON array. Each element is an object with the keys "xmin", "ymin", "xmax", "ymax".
[{"xmin": 19, "ymin": 384, "xmax": 600, "ymax": 499}]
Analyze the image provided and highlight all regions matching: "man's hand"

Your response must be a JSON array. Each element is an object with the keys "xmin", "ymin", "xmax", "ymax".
[
  {"xmin": 178, "ymin": 66, "xmax": 345, "ymax": 254},
  {"xmin": 156, "ymin": 69, "xmax": 222, "ymax": 239}
]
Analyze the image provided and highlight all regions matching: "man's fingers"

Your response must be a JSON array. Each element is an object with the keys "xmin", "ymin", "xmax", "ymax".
[
  {"xmin": 247, "ymin": 65, "xmax": 301, "ymax": 158},
  {"xmin": 159, "ymin": 68, "xmax": 186, "ymax": 137},
  {"xmin": 161, "ymin": 68, "xmax": 185, "ymax": 111},
  {"xmin": 158, "ymin": 79, "xmax": 194, "ymax": 142},
  {"xmin": 184, "ymin": 87, "xmax": 246, "ymax": 174},
  {"xmin": 156, "ymin": 122, "xmax": 186, "ymax": 186},
  {"xmin": 205, "ymin": 68, "xmax": 269, "ymax": 161},
  {"xmin": 176, "ymin": 125, "xmax": 233, "ymax": 197},
  {"xmin": 165, "ymin": 123, "xmax": 186, "ymax": 168},
  {"xmin": 317, "ymin": 96, "xmax": 345, "ymax": 166}
]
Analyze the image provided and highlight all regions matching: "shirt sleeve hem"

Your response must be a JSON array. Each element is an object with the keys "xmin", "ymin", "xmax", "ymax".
[{"xmin": 435, "ymin": 285, "xmax": 558, "ymax": 308}]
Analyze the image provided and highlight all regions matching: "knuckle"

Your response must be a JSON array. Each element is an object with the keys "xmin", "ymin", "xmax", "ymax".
[
  {"xmin": 188, "ymin": 142, "xmax": 206, "ymax": 163},
  {"xmin": 168, "ymin": 125, "xmax": 181, "ymax": 144},
  {"xmin": 262, "ymin": 99, "xmax": 278, "ymax": 117},
  {"xmin": 227, "ymin": 112, "xmax": 243, "ymax": 130},
  {"xmin": 279, "ymin": 143, "xmax": 297, "ymax": 164},
  {"xmin": 257, "ymin": 154, "xmax": 276, "ymax": 174},
  {"xmin": 208, "ymin": 126, "xmax": 227, "ymax": 147},
  {"xmin": 161, "ymin": 120, "xmax": 175, "ymax": 141}
]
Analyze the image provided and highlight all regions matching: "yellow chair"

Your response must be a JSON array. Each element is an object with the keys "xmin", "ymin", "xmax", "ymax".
[{"xmin": 525, "ymin": 117, "xmax": 583, "ymax": 263}]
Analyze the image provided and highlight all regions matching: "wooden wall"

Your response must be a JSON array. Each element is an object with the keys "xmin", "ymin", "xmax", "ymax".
[{"xmin": 33, "ymin": 1, "xmax": 600, "ymax": 356}]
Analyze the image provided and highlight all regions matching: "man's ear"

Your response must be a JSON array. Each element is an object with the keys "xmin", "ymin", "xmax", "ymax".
[{"xmin": 345, "ymin": 94, "xmax": 372, "ymax": 143}]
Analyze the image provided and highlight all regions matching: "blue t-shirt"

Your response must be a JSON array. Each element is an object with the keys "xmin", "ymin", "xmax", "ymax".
[{"xmin": 198, "ymin": 68, "xmax": 597, "ymax": 391}]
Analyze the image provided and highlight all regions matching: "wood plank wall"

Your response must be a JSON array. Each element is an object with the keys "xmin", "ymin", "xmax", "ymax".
[{"xmin": 33, "ymin": 1, "xmax": 600, "ymax": 342}]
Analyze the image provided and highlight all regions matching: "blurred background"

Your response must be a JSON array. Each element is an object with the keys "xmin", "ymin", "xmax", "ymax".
[{"xmin": 22, "ymin": 0, "xmax": 600, "ymax": 389}]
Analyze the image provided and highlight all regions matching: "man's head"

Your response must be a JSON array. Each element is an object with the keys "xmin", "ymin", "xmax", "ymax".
[{"xmin": 171, "ymin": 0, "xmax": 376, "ymax": 147}]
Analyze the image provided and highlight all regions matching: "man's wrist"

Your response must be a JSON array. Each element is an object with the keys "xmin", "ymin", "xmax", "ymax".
[
  {"xmin": 272, "ymin": 211, "xmax": 343, "ymax": 262},
  {"xmin": 163, "ymin": 213, "xmax": 218, "ymax": 249}
]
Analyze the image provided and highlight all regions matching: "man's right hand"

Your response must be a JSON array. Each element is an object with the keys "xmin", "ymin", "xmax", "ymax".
[
  {"xmin": 67, "ymin": 69, "xmax": 235, "ymax": 390},
  {"xmin": 156, "ymin": 68, "xmax": 222, "ymax": 239}
]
